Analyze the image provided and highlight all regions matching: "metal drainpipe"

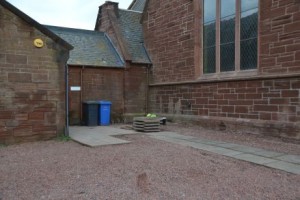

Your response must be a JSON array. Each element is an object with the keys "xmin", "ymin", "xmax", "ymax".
[
  {"xmin": 145, "ymin": 65, "xmax": 150, "ymax": 114},
  {"xmin": 123, "ymin": 65, "xmax": 126, "ymax": 122},
  {"xmin": 142, "ymin": 42, "xmax": 152, "ymax": 114},
  {"xmin": 65, "ymin": 64, "xmax": 69, "ymax": 136},
  {"xmin": 80, "ymin": 66, "xmax": 84, "ymax": 122}
]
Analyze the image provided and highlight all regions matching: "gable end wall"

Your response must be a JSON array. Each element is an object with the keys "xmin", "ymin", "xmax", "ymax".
[{"xmin": 0, "ymin": 5, "xmax": 69, "ymax": 144}]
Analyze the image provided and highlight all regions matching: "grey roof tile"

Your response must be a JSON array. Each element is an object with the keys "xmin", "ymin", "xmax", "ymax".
[
  {"xmin": 46, "ymin": 25, "xmax": 124, "ymax": 67},
  {"xmin": 129, "ymin": 0, "xmax": 147, "ymax": 12},
  {"xmin": 118, "ymin": 9, "xmax": 151, "ymax": 64}
]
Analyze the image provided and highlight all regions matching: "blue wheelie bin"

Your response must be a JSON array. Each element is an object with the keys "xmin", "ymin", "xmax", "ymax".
[{"xmin": 99, "ymin": 101, "xmax": 112, "ymax": 126}]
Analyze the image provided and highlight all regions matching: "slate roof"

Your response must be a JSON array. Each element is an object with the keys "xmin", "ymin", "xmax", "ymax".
[
  {"xmin": 46, "ymin": 25, "xmax": 124, "ymax": 67},
  {"xmin": 0, "ymin": 1, "xmax": 73, "ymax": 50},
  {"xmin": 128, "ymin": 0, "xmax": 147, "ymax": 12},
  {"xmin": 118, "ymin": 9, "xmax": 151, "ymax": 64}
]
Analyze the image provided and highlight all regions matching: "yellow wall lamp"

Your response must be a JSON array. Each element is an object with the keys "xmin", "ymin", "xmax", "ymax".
[{"xmin": 33, "ymin": 38, "xmax": 44, "ymax": 48}]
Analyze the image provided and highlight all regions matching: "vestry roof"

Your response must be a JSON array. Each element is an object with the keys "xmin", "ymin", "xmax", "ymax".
[
  {"xmin": 128, "ymin": 0, "xmax": 147, "ymax": 12},
  {"xmin": 118, "ymin": 9, "xmax": 151, "ymax": 64},
  {"xmin": 46, "ymin": 26, "xmax": 124, "ymax": 67}
]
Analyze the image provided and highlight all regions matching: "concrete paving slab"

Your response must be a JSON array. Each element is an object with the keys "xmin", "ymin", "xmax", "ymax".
[
  {"xmin": 189, "ymin": 143, "xmax": 242, "ymax": 156},
  {"xmin": 150, "ymin": 135, "xmax": 220, "ymax": 150},
  {"xmin": 147, "ymin": 132, "xmax": 198, "ymax": 144},
  {"xmin": 225, "ymin": 144, "xmax": 262, "ymax": 153},
  {"xmin": 152, "ymin": 136, "xmax": 242, "ymax": 156},
  {"xmin": 185, "ymin": 138, "xmax": 227, "ymax": 145},
  {"xmin": 76, "ymin": 138, "xmax": 131, "ymax": 147},
  {"xmin": 172, "ymin": 135, "xmax": 198, "ymax": 140},
  {"xmin": 208, "ymin": 147, "xmax": 243, "ymax": 156},
  {"xmin": 264, "ymin": 161, "xmax": 300, "ymax": 175},
  {"xmin": 69, "ymin": 126, "xmax": 136, "ymax": 147},
  {"xmin": 230, "ymin": 153, "xmax": 278, "ymax": 165},
  {"xmin": 146, "ymin": 132, "xmax": 181, "ymax": 137},
  {"xmin": 70, "ymin": 134, "xmax": 130, "ymax": 147},
  {"xmin": 168, "ymin": 139, "xmax": 194, "ymax": 147},
  {"xmin": 217, "ymin": 143, "xmax": 244, "ymax": 149},
  {"xmin": 188, "ymin": 143, "xmax": 216, "ymax": 151},
  {"xmin": 70, "ymin": 127, "xmax": 300, "ymax": 174},
  {"xmin": 274, "ymin": 155, "xmax": 300, "ymax": 164},
  {"xmin": 70, "ymin": 126, "xmax": 136, "ymax": 136},
  {"xmin": 148, "ymin": 135, "xmax": 192, "ymax": 147},
  {"xmin": 251, "ymin": 150, "xmax": 285, "ymax": 158}
]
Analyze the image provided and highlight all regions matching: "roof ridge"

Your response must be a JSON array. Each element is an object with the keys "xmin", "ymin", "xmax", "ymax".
[
  {"xmin": 119, "ymin": 8, "xmax": 142, "ymax": 14},
  {"xmin": 45, "ymin": 25, "xmax": 105, "ymax": 35},
  {"xmin": 127, "ymin": 0, "xmax": 147, "ymax": 12}
]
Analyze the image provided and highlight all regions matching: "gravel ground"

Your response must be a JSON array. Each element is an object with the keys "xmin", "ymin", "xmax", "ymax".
[{"xmin": 0, "ymin": 126, "xmax": 300, "ymax": 200}]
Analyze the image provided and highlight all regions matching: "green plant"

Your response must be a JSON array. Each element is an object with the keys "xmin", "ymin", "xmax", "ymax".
[
  {"xmin": 56, "ymin": 134, "xmax": 71, "ymax": 142},
  {"xmin": 0, "ymin": 144, "xmax": 7, "ymax": 148}
]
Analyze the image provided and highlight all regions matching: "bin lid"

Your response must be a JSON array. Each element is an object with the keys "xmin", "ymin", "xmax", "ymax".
[
  {"xmin": 83, "ymin": 101, "xmax": 99, "ymax": 104},
  {"xmin": 99, "ymin": 100, "xmax": 112, "ymax": 105}
]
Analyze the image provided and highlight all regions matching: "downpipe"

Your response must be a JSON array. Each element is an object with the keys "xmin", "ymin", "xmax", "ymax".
[{"xmin": 65, "ymin": 64, "xmax": 69, "ymax": 136}]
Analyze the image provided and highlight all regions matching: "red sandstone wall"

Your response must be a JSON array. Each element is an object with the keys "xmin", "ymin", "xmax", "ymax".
[
  {"xmin": 260, "ymin": 0, "xmax": 300, "ymax": 74},
  {"xmin": 68, "ymin": 67, "xmax": 124, "ymax": 124},
  {"xmin": 124, "ymin": 65, "xmax": 148, "ymax": 115},
  {"xmin": 149, "ymin": 78, "xmax": 300, "ymax": 138},
  {"xmin": 149, "ymin": 78, "xmax": 299, "ymax": 121},
  {"xmin": 144, "ymin": 0, "xmax": 300, "ymax": 138},
  {"xmin": 143, "ymin": 0, "xmax": 196, "ymax": 83},
  {"xmin": 0, "ymin": 6, "xmax": 69, "ymax": 144},
  {"xmin": 144, "ymin": 0, "xmax": 300, "ymax": 82},
  {"xmin": 68, "ymin": 67, "xmax": 81, "ymax": 125},
  {"xmin": 69, "ymin": 65, "xmax": 148, "ymax": 124},
  {"xmin": 95, "ymin": 2, "xmax": 149, "ymax": 118}
]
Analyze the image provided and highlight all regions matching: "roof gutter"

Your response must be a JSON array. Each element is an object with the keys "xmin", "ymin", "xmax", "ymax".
[
  {"xmin": 104, "ymin": 33, "xmax": 125, "ymax": 65},
  {"xmin": 142, "ymin": 43, "xmax": 153, "ymax": 66}
]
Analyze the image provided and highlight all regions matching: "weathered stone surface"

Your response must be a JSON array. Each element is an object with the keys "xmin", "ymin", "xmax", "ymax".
[
  {"xmin": 142, "ymin": 0, "xmax": 300, "ymax": 139},
  {"xmin": 68, "ymin": 64, "xmax": 147, "ymax": 125},
  {"xmin": 0, "ymin": 4, "xmax": 69, "ymax": 144}
]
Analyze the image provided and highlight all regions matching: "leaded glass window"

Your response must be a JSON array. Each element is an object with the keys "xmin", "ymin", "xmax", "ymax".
[
  {"xmin": 203, "ymin": 0, "xmax": 216, "ymax": 74},
  {"xmin": 220, "ymin": 0, "xmax": 235, "ymax": 72},
  {"xmin": 202, "ymin": 0, "xmax": 258, "ymax": 74},
  {"xmin": 240, "ymin": 0, "xmax": 258, "ymax": 70}
]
